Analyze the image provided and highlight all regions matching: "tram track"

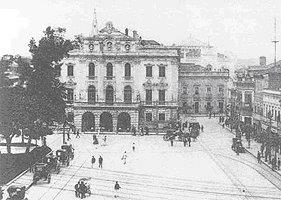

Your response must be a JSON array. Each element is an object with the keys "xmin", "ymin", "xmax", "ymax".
[{"xmin": 18, "ymin": 163, "xmax": 281, "ymax": 200}]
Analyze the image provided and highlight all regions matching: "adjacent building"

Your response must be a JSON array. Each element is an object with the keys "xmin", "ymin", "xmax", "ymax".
[{"xmin": 179, "ymin": 64, "xmax": 229, "ymax": 115}]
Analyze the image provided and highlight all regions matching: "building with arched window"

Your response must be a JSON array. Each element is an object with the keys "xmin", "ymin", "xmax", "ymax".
[{"xmin": 60, "ymin": 21, "xmax": 179, "ymax": 133}]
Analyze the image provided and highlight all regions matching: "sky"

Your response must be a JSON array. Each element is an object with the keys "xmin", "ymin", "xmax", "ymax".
[{"xmin": 1, "ymin": 0, "xmax": 281, "ymax": 64}]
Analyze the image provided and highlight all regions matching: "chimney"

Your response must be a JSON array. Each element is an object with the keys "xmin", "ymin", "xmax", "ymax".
[
  {"xmin": 125, "ymin": 28, "xmax": 128, "ymax": 36},
  {"xmin": 133, "ymin": 30, "xmax": 138, "ymax": 39},
  {"xmin": 259, "ymin": 56, "xmax": 266, "ymax": 66}
]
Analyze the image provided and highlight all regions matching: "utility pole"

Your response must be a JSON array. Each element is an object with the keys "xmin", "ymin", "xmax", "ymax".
[{"xmin": 272, "ymin": 18, "xmax": 279, "ymax": 67}]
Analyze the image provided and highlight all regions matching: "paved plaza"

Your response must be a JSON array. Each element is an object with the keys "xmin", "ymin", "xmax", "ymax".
[{"xmin": 3, "ymin": 117, "xmax": 281, "ymax": 200}]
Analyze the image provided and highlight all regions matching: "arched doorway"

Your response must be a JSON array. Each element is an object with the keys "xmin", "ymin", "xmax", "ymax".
[
  {"xmin": 105, "ymin": 85, "xmax": 114, "ymax": 104},
  {"xmin": 100, "ymin": 112, "xmax": 113, "ymax": 132},
  {"xmin": 82, "ymin": 112, "xmax": 95, "ymax": 132},
  {"xmin": 117, "ymin": 112, "xmax": 131, "ymax": 132}
]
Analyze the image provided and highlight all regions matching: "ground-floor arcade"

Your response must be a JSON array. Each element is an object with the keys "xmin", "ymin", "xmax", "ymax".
[{"xmin": 73, "ymin": 108, "xmax": 139, "ymax": 133}]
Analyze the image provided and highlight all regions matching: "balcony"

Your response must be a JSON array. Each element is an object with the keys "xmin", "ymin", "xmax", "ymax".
[
  {"xmin": 104, "ymin": 76, "xmax": 115, "ymax": 80},
  {"xmin": 205, "ymin": 93, "xmax": 212, "ymax": 101},
  {"xmin": 124, "ymin": 76, "xmax": 132, "ymax": 80},
  {"xmin": 87, "ymin": 76, "xmax": 97, "ymax": 80},
  {"xmin": 73, "ymin": 101, "xmax": 139, "ymax": 108},
  {"xmin": 193, "ymin": 94, "xmax": 200, "ymax": 101},
  {"xmin": 140, "ymin": 101, "xmax": 178, "ymax": 107},
  {"xmin": 234, "ymin": 81, "xmax": 255, "ymax": 89}
]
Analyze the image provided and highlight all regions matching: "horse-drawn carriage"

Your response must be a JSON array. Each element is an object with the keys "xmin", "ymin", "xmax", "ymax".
[
  {"xmin": 231, "ymin": 137, "xmax": 245, "ymax": 153},
  {"xmin": 56, "ymin": 149, "xmax": 70, "ymax": 166},
  {"xmin": 163, "ymin": 129, "xmax": 186, "ymax": 141},
  {"xmin": 33, "ymin": 163, "xmax": 51, "ymax": 184},
  {"xmin": 44, "ymin": 154, "xmax": 60, "ymax": 174},
  {"xmin": 61, "ymin": 144, "xmax": 74, "ymax": 160},
  {"xmin": 6, "ymin": 185, "xmax": 27, "ymax": 200}
]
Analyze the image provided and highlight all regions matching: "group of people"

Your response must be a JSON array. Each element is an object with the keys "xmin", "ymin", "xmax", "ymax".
[
  {"xmin": 91, "ymin": 155, "xmax": 103, "ymax": 168},
  {"xmin": 75, "ymin": 181, "xmax": 90, "ymax": 199},
  {"xmin": 131, "ymin": 126, "xmax": 149, "ymax": 136}
]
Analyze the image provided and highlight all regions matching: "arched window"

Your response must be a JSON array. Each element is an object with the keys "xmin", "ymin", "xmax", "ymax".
[
  {"xmin": 124, "ymin": 63, "xmax": 131, "ymax": 77},
  {"xmin": 124, "ymin": 85, "xmax": 132, "ymax": 103},
  {"xmin": 106, "ymin": 63, "xmax": 113, "ymax": 78},
  {"xmin": 106, "ymin": 85, "xmax": 114, "ymax": 104},
  {"xmin": 88, "ymin": 85, "xmax": 96, "ymax": 102},
  {"xmin": 89, "ymin": 62, "xmax": 95, "ymax": 77}
]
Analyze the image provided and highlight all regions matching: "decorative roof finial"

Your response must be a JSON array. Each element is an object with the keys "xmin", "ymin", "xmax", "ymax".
[{"xmin": 91, "ymin": 9, "xmax": 98, "ymax": 36}]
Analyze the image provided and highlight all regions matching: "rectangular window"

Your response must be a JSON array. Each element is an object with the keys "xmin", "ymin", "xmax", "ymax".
[
  {"xmin": 159, "ymin": 90, "xmax": 165, "ymax": 104},
  {"xmin": 182, "ymin": 86, "xmax": 187, "ymax": 94},
  {"xmin": 146, "ymin": 113, "xmax": 152, "ymax": 122},
  {"xmin": 159, "ymin": 113, "xmax": 165, "ymax": 121},
  {"xmin": 195, "ymin": 86, "xmax": 199, "ymax": 95},
  {"xmin": 159, "ymin": 66, "xmax": 165, "ymax": 77},
  {"xmin": 67, "ymin": 65, "xmax": 74, "ymax": 76},
  {"xmin": 146, "ymin": 89, "xmax": 152, "ymax": 104},
  {"xmin": 67, "ymin": 89, "xmax": 74, "ymax": 101},
  {"xmin": 146, "ymin": 66, "xmax": 152, "ymax": 77},
  {"xmin": 219, "ymin": 86, "xmax": 224, "ymax": 93}
]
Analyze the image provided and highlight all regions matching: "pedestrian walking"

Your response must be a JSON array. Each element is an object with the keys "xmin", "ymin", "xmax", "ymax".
[
  {"xmin": 98, "ymin": 156, "xmax": 103, "ymax": 169},
  {"xmin": 132, "ymin": 126, "xmax": 136, "ymax": 136},
  {"xmin": 80, "ymin": 181, "xmax": 86, "ymax": 199},
  {"xmin": 257, "ymin": 151, "xmax": 261, "ymax": 164},
  {"xmin": 188, "ymin": 136, "xmax": 191, "ymax": 147},
  {"xmin": 278, "ymin": 158, "xmax": 280, "ymax": 170},
  {"xmin": 67, "ymin": 129, "xmax": 71, "ymax": 140},
  {"xmin": 272, "ymin": 157, "xmax": 277, "ymax": 171},
  {"xmin": 201, "ymin": 125, "xmax": 204, "ymax": 132},
  {"xmin": 103, "ymin": 135, "xmax": 107, "ymax": 146},
  {"xmin": 91, "ymin": 156, "xmax": 96, "ymax": 168},
  {"xmin": 75, "ymin": 182, "xmax": 80, "ymax": 198},
  {"xmin": 132, "ymin": 143, "xmax": 135, "ymax": 152},
  {"xmin": 114, "ymin": 181, "xmax": 121, "ymax": 198},
  {"xmin": 121, "ymin": 151, "xmax": 127, "ymax": 164},
  {"xmin": 183, "ymin": 137, "xmax": 187, "ymax": 147},
  {"xmin": 0, "ymin": 187, "xmax": 3, "ymax": 200},
  {"xmin": 145, "ymin": 126, "xmax": 149, "ymax": 135},
  {"xmin": 76, "ymin": 129, "xmax": 80, "ymax": 138},
  {"xmin": 170, "ymin": 139, "xmax": 174, "ymax": 146}
]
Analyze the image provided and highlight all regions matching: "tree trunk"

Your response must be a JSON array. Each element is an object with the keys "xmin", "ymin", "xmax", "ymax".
[
  {"xmin": 5, "ymin": 136, "xmax": 12, "ymax": 154},
  {"xmin": 62, "ymin": 122, "xmax": 66, "ymax": 144},
  {"xmin": 25, "ymin": 137, "xmax": 32, "ymax": 153},
  {"xmin": 21, "ymin": 129, "xmax": 24, "ymax": 143}
]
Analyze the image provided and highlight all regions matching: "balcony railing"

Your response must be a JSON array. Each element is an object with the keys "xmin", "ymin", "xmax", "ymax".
[
  {"xmin": 87, "ymin": 76, "xmax": 97, "ymax": 80},
  {"xmin": 74, "ymin": 101, "xmax": 139, "ymax": 107},
  {"xmin": 104, "ymin": 76, "xmax": 115, "ymax": 80},
  {"xmin": 140, "ymin": 101, "xmax": 178, "ymax": 106}
]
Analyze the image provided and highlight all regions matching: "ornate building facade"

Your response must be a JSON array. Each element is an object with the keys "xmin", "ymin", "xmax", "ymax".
[{"xmin": 60, "ymin": 22, "xmax": 179, "ymax": 133}]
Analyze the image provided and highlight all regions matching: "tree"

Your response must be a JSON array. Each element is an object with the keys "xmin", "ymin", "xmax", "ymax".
[
  {"xmin": 26, "ymin": 27, "xmax": 74, "ymax": 149},
  {"xmin": 0, "ymin": 56, "xmax": 24, "ymax": 153}
]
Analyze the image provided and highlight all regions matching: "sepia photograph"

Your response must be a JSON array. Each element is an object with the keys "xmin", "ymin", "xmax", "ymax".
[{"xmin": 1, "ymin": 0, "xmax": 281, "ymax": 199}]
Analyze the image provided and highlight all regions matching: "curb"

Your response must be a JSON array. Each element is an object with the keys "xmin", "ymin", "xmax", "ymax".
[{"xmin": 219, "ymin": 122, "xmax": 281, "ymax": 177}]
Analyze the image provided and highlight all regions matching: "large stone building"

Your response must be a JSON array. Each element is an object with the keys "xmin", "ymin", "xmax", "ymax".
[
  {"xmin": 60, "ymin": 21, "xmax": 179, "ymax": 133},
  {"xmin": 179, "ymin": 64, "xmax": 229, "ymax": 115}
]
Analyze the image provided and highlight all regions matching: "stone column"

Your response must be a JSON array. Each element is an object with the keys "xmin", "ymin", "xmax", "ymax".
[
  {"xmin": 95, "ymin": 113, "xmax": 100, "ymax": 132},
  {"xmin": 112, "ymin": 112, "xmax": 118, "ymax": 133}
]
